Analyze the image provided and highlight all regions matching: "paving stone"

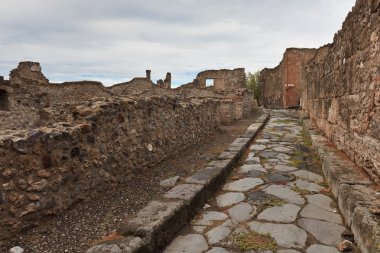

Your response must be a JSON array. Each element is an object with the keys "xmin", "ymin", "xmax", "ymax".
[
  {"xmin": 206, "ymin": 247, "xmax": 230, "ymax": 253},
  {"xmin": 216, "ymin": 192, "xmax": 245, "ymax": 208},
  {"xmin": 277, "ymin": 250, "xmax": 301, "ymax": 253},
  {"xmin": 239, "ymin": 164, "xmax": 267, "ymax": 173},
  {"xmin": 291, "ymin": 170, "xmax": 324, "ymax": 183},
  {"xmin": 257, "ymin": 204, "xmax": 301, "ymax": 223},
  {"xmin": 289, "ymin": 179, "xmax": 324, "ymax": 193},
  {"xmin": 164, "ymin": 184, "xmax": 204, "ymax": 201},
  {"xmin": 249, "ymin": 221, "xmax": 307, "ymax": 249},
  {"xmin": 192, "ymin": 225, "xmax": 206, "ymax": 233},
  {"xmin": 193, "ymin": 211, "xmax": 228, "ymax": 226},
  {"xmin": 255, "ymin": 139, "xmax": 270, "ymax": 143},
  {"xmin": 245, "ymin": 155, "xmax": 261, "ymax": 164},
  {"xmin": 227, "ymin": 202, "xmax": 256, "ymax": 224},
  {"xmin": 263, "ymin": 185, "xmax": 305, "ymax": 205},
  {"xmin": 223, "ymin": 178, "xmax": 264, "ymax": 192},
  {"xmin": 206, "ymin": 225, "xmax": 231, "ymax": 244},
  {"xmin": 247, "ymin": 191, "xmax": 270, "ymax": 202},
  {"xmin": 300, "ymin": 204, "xmax": 342, "ymax": 224},
  {"xmin": 247, "ymin": 170, "xmax": 266, "ymax": 178},
  {"xmin": 273, "ymin": 146, "xmax": 292, "ymax": 153},
  {"xmin": 160, "ymin": 176, "xmax": 180, "ymax": 188},
  {"xmin": 273, "ymin": 164, "xmax": 298, "ymax": 172},
  {"xmin": 306, "ymin": 194, "xmax": 336, "ymax": 212},
  {"xmin": 263, "ymin": 173, "xmax": 295, "ymax": 184},
  {"xmin": 250, "ymin": 144, "xmax": 266, "ymax": 151},
  {"xmin": 259, "ymin": 151, "xmax": 278, "ymax": 159},
  {"xmin": 277, "ymin": 153, "xmax": 291, "ymax": 160},
  {"xmin": 298, "ymin": 218, "xmax": 345, "ymax": 246},
  {"xmin": 164, "ymin": 234, "xmax": 208, "ymax": 253},
  {"xmin": 306, "ymin": 244, "xmax": 340, "ymax": 253}
]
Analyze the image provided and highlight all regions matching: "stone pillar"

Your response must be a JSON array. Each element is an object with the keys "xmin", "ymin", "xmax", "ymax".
[
  {"xmin": 164, "ymin": 72, "xmax": 172, "ymax": 89},
  {"xmin": 146, "ymin": 70, "xmax": 151, "ymax": 81}
]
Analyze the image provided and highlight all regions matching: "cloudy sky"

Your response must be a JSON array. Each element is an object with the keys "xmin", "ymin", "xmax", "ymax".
[{"xmin": 0, "ymin": 0, "xmax": 356, "ymax": 87}]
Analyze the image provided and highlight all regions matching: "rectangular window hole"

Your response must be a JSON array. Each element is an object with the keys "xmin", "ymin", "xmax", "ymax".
[{"xmin": 206, "ymin": 78, "xmax": 215, "ymax": 87}]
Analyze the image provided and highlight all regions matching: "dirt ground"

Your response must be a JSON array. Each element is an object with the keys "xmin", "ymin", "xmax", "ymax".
[{"xmin": 2, "ymin": 109, "xmax": 263, "ymax": 253}]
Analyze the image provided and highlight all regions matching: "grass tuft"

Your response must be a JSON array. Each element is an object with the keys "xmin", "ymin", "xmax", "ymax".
[{"xmin": 234, "ymin": 231, "xmax": 278, "ymax": 251}]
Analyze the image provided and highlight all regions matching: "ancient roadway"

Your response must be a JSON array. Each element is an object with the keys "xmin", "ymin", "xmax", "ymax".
[{"xmin": 163, "ymin": 110, "xmax": 352, "ymax": 253}]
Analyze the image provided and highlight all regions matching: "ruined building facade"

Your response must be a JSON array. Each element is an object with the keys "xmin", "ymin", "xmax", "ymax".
[
  {"xmin": 261, "ymin": 0, "xmax": 380, "ymax": 183},
  {"xmin": 0, "ymin": 63, "xmax": 254, "ymax": 239}
]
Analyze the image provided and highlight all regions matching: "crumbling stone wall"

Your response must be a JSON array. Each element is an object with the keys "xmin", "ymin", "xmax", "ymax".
[
  {"xmin": 0, "ymin": 62, "xmax": 256, "ymax": 239},
  {"xmin": 183, "ymin": 68, "xmax": 246, "ymax": 90},
  {"xmin": 0, "ymin": 96, "xmax": 222, "ymax": 239},
  {"xmin": 262, "ymin": 0, "xmax": 380, "ymax": 183},
  {"xmin": 302, "ymin": 0, "xmax": 380, "ymax": 183},
  {"xmin": 261, "ymin": 48, "xmax": 317, "ymax": 108}
]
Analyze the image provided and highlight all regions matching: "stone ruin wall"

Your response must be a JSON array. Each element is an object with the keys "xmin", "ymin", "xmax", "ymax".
[
  {"xmin": 261, "ymin": 0, "xmax": 380, "ymax": 183},
  {"xmin": 261, "ymin": 48, "xmax": 318, "ymax": 109},
  {"xmin": 0, "ymin": 63, "xmax": 255, "ymax": 239},
  {"xmin": 302, "ymin": 0, "xmax": 380, "ymax": 183}
]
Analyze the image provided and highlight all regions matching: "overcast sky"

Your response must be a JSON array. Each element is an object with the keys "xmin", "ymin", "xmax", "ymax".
[{"xmin": 0, "ymin": 0, "xmax": 356, "ymax": 87}]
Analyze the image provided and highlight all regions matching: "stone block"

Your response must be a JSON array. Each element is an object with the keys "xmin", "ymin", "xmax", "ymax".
[{"xmin": 118, "ymin": 200, "xmax": 187, "ymax": 250}]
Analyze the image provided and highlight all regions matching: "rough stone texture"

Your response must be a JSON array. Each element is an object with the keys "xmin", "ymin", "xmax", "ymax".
[
  {"xmin": 263, "ymin": 185, "xmax": 305, "ymax": 205},
  {"xmin": 193, "ymin": 211, "xmax": 228, "ymax": 226},
  {"xmin": 188, "ymin": 68, "xmax": 246, "ymax": 90},
  {"xmin": 206, "ymin": 225, "xmax": 231, "ymax": 244},
  {"xmin": 160, "ymin": 176, "xmax": 180, "ymax": 188},
  {"xmin": 300, "ymin": 204, "xmax": 342, "ymax": 224},
  {"xmin": 249, "ymin": 221, "xmax": 307, "ymax": 249},
  {"xmin": 216, "ymin": 192, "xmax": 245, "ymax": 208},
  {"xmin": 223, "ymin": 178, "xmax": 263, "ymax": 192},
  {"xmin": 0, "ymin": 62, "xmax": 257, "ymax": 239},
  {"xmin": 291, "ymin": 170, "xmax": 324, "ymax": 183},
  {"xmin": 164, "ymin": 234, "xmax": 208, "ymax": 253},
  {"xmin": 306, "ymin": 194, "xmax": 335, "ymax": 212},
  {"xmin": 257, "ymin": 204, "xmax": 301, "ymax": 223},
  {"xmin": 262, "ymin": 0, "xmax": 380, "ymax": 183},
  {"xmin": 227, "ymin": 202, "xmax": 256, "ymax": 223},
  {"xmin": 306, "ymin": 244, "xmax": 340, "ymax": 253},
  {"xmin": 298, "ymin": 218, "xmax": 346, "ymax": 246}
]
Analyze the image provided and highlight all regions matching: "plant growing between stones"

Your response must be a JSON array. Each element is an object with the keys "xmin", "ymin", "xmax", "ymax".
[{"xmin": 233, "ymin": 231, "xmax": 277, "ymax": 251}]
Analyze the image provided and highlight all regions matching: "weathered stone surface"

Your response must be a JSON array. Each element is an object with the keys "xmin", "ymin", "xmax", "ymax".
[
  {"xmin": 273, "ymin": 146, "xmax": 292, "ymax": 153},
  {"xmin": 193, "ymin": 211, "xmax": 228, "ymax": 226},
  {"xmin": 227, "ymin": 202, "xmax": 256, "ymax": 223},
  {"xmin": 298, "ymin": 218, "xmax": 345, "ymax": 246},
  {"xmin": 263, "ymin": 173, "xmax": 295, "ymax": 184},
  {"xmin": 239, "ymin": 164, "xmax": 266, "ymax": 173},
  {"xmin": 306, "ymin": 194, "xmax": 335, "ymax": 212},
  {"xmin": 216, "ymin": 192, "xmax": 245, "ymax": 208},
  {"xmin": 164, "ymin": 234, "xmax": 208, "ymax": 253},
  {"xmin": 206, "ymin": 248, "xmax": 230, "ymax": 253},
  {"xmin": 160, "ymin": 176, "xmax": 180, "ymax": 188},
  {"xmin": 249, "ymin": 221, "xmax": 307, "ymax": 249},
  {"xmin": 291, "ymin": 170, "xmax": 324, "ymax": 183},
  {"xmin": 277, "ymin": 250, "xmax": 301, "ymax": 253},
  {"xmin": 86, "ymin": 244, "xmax": 122, "ymax": 253},
  {"xmin": 250, "ymin": 144, "xmax": 266, "ymax": 151},
  {"xmin": 206, "ymin": 225, "xmax": 231, "ymax": 244},
  {"xmin": 263, "ymin": 185, "xmax": 305, "ymax": 205},
  {"xmin": 289, "ymin": 179, "xmax": 324, "ymax": 193},
  {"xmin": 257, "ymin": 204, "xmax": 301, "ymax": 223},
  {"xmin": 118, "ymin": 200, "xmax": 185, "ymax": 237},
  {"xmin": 300, "ymin": 204, "xmax": 342, "ymax": 224},
  {"xmin": 305, "ymin": 244, "xmax": 339, "ymax": 253},
  {"xmin": 273, "ymin": 165, "xmax": 298, "ymax": 172},
  {"xmin": 164, "ymin": 184, "xmax": 203, "ymax": 201},
  {"xmin": 185, "ymin": 167, "xmax": 224, "ymax": 185},
  {"xmin": 223, "ymin": 178, "xmax": 263, "ymax": 192}
]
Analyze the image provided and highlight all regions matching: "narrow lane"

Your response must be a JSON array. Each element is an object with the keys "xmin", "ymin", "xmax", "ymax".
[{"xmin": 164, "ymin": 110, "xmax": 358, "ymax": 253}]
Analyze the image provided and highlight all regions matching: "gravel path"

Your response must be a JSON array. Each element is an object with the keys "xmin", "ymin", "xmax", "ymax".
[
  {"xmin": 2, "ymin": 111, "xmax": 263, "ymax": 253},
  {"xmin": 164, "ymin": 110, "xmax": 360, "ymax": 253}
]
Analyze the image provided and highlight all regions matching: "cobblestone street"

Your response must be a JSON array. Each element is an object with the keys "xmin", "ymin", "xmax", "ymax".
[{"xmin": 164, "ymin": 110, "xmax": 355, "ymax": 253}]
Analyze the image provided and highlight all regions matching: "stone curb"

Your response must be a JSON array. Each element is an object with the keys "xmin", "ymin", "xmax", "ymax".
[
  {"xmin": 86, "ymin": 113, "xmax": 269, "ymax": 253},
  {"xmin": 302, "ymin": 119, "xmax": 380, "ymax": 253}
]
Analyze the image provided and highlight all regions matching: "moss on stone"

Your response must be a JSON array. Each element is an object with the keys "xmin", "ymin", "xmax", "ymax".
[
  {"xmin": 265, "ymin": 198, "xmax": 287, "ymax": 207},
  {"xmin": 234, "ymin": 231, "xmax": 277, "ymax": 251}
]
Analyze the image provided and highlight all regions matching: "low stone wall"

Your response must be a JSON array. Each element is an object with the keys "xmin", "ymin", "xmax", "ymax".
[{"xmin": 0, "ymin": 96, "xmax": 223, "ymax": 240}]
